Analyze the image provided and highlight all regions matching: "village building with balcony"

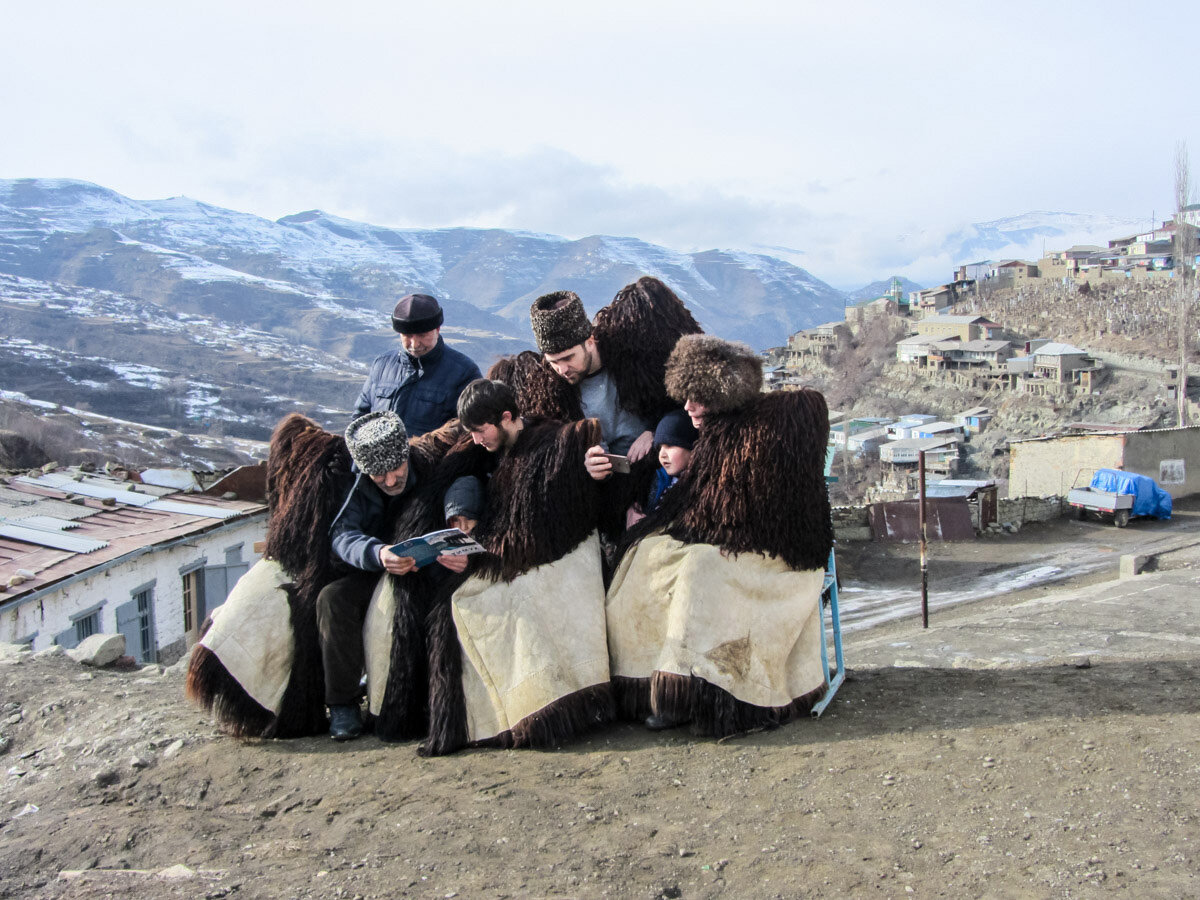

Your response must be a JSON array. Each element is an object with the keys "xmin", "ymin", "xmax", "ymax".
[
  {"xmin": 879, "ymin": 435, "xmax": 960, "ymax": 477},
  {"xmin": 896, "ymin": 333, "xmax": 952, "ymax": 366},
  {"xmin": 784, "ymin": 321, "xmax": 842, "ymax": 362}
]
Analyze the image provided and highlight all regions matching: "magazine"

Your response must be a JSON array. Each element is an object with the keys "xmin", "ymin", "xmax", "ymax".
[{"xmin": 386, "ymin": 528, "xmax": 485, "ymax": 568}]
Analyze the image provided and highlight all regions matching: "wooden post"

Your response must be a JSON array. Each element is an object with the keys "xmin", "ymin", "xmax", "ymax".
[{"xmin": 919, "ymin": 449, "xmax": 929, "ymax": 628}]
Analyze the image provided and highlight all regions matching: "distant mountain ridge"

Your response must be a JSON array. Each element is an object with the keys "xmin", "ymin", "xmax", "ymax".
[{"xmin": 0, "ymin": 178, "xmax": 847, "ymax": 355}]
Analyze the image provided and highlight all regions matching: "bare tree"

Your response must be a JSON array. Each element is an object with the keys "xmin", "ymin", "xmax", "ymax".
[{"xmin": 1175, "ymin": 142, "xmax": 1197, "ymax": 425}]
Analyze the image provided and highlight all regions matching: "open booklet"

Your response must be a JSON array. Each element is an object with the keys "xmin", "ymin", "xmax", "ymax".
[{"xmin": 387, "ymin": 527, "xmax": 486, "ymax": 569}]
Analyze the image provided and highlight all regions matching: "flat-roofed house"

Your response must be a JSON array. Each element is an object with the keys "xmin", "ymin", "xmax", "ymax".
[
  {"xmin": 915, "ymin": 314, "xmax": 1001, "ymax": 343},
  {"xmin": 896, "ymin": 334, "xmax": 949, "ymax": 365}
]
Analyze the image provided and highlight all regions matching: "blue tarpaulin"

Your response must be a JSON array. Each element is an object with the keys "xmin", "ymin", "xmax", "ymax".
[{"xmin": 1090, "ymin": 469, "xmax": 1173, "ymax": 519}]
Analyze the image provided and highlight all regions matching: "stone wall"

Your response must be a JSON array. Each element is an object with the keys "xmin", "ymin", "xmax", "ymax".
[{"xmin": 997, "ymin": 495, "xmax": 1064, "ymax": 525}]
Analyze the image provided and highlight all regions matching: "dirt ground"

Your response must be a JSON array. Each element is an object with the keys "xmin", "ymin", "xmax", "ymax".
[{"xmin": 4, "ymin": 513, "xmax": 1200, "ymax": 899}]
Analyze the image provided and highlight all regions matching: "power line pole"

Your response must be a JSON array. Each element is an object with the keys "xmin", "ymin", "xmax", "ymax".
[{"xmin": 1176, "ymin": 143, "xmax": 1196, "ymax": 426}]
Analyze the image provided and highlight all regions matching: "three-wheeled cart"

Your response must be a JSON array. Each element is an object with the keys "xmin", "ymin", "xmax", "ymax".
[
  {"xmin": 1066, "ymin": 467, "xmax": 1173, "ymax": 528},
  {"xmin": 1067, "ymin": 469, "xmax": 1135, "ymax": 528}
]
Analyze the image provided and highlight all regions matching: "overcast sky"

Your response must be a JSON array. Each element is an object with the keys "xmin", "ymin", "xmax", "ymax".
[{"xmin": 4, "ymin": 1, "xmax": 1196, "ymax": 288}]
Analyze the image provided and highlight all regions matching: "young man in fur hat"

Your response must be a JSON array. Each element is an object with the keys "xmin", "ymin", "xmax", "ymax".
[
  {"xmin": 530, "ymin": 289, "xmax": 655, "ymax": 467},
  {"xmin": 607, "ymin": 335, "xmax": 834, "ymax": 736},
  {"xmin": 353, "ymin": 293, "xmax": 482, "ymax": 437},
  {"xmin": 320, "ymin": 411, "xmax": 469, "ymax": 741},
  {"xmin": 528, "ymin": 279, "xmax": 704, "ymax": 537}
]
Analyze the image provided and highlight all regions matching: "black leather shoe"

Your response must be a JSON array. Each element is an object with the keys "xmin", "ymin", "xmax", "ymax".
[
  {"xmin": 645, "ymin": 713, "xmax": 687, "ymax": 731},
  {"xmin": 329, "ymin": 704, "xmax": 364, "ymax": 742}
]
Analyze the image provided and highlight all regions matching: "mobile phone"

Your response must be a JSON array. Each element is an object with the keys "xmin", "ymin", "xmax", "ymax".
[{"xmin": 603, "ymin": 453, "xmax": 631, "ymax": 474}]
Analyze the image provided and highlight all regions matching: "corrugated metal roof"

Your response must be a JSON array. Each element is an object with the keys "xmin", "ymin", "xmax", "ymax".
[
  {"xmin": 143, "ymin": 499, "xmax": 242, "ymax": 520},
  {"xmin": 7, "ymin": 515, "xmax": 81, "ymax": 531},
  {"xmin": 13, "ymin": 474, "xmax": 237, "ymax": 518},
  {"xmin": 1009, "ymin": 424, "xmax": 1200, "ymax": 444},
  {"xmin": 1033, "ymin": 342, "xmax": 1086, "ymax": 356},
  {"xmin": 0, "ymin": 524, "xmax": 107, "ymax": 553},
  {"xmin": 0, "ymin": 467, "xmax": 267, "ymax": 607}
]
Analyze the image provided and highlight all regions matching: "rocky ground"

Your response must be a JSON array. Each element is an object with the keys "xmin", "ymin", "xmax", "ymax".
[{"xmin": 3, "ymin": 514, "xmax": 1200, "ymax": 899}]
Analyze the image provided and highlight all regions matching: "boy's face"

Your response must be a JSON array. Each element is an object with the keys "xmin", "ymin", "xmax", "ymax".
[
  {"xmin": 468, "ymin": 422, "xmax": 505, "ymax": 452},
  {"xmin": 468, "ymin": 411, "xmax": 517, "ymax": 453},
  {"xmin": 658, "ymin": 444, "xmax": 692, "ymax": 477}
]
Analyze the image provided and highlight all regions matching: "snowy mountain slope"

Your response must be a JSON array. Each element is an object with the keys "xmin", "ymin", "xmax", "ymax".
[{"xmin": 0, "ymin": 179, "xmax": 847, "ymax": 352}]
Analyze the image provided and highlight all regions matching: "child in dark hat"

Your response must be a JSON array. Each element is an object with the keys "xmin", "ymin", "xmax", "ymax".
[{"xmin": 627, "ymin": 408, "xmax": 699, "ymax": 527}]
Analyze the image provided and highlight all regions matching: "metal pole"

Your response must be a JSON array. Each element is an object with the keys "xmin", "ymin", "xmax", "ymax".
[{"xmin": 919, "ymin": 449, "xmax": 929, "ymax": 628}]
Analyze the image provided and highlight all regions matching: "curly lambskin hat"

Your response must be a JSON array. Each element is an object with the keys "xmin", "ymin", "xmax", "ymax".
[
  {"xmin": 392, "ymin": 293, "xmax": 445, "ymax": 334},
  {"xmin": 665, "ymin": 335, "xmax": 764, "ymax": 415},
  {"xmin": 530, "ymin": 291, "xmax": 592, "ymax": 355},
  {"xmin": 344, "ymin": 411, "xmax": 409, "ymax": 476}
]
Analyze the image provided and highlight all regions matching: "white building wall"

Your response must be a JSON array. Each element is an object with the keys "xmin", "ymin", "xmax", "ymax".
[{"xmin": 0, "ymin": 516, "xmax": 265, "ymax": 663}]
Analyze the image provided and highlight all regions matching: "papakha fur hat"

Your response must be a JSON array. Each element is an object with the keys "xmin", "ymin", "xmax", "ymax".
[
  {"xmin": 530, "ymin": 291, "xmax": 592, "ymax": 355},
  {"xmin": 344, "ymin": 411, "xmax": 410, "ymax": 476},
  {"xmin": 664, "ymin": 334, "xmax": 764, "ymax": 415}
]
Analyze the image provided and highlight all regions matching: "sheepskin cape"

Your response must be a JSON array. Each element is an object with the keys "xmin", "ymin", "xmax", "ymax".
[
  {"xmin": 606, "ymin": 388, "xmax": 834, "ymax": 736},
  {"xmin": 185, "ymin": 414, "xmax": 462, "ymax": 739},
  {"xmin": 376, "ymin": 416, "xmax": 613, "ymax": 755},
  {"xmin": 366, "ymin": 532, "xmax": 609, "ymax": 743},
  {"xmin": 607, "ymin": 535, "xmax": 826, "ymax": 709}
]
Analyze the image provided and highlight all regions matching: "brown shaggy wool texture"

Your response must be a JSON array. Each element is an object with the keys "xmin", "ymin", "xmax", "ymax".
[
  {"xmin": 187, "ymin": 413, "xmax": 354, "ymax": 739},
  {"xmin": 373, "ymin": 436, "xmax": 488, "ymax": 742},
  {"xmin": 608, "ymin": 388, "xmax": 834, "ymax": 739},
  {"xmin": 185, "ymin": 645, "xmax": 276, "ymax": 739},
  {"xmin": 486, "ymin": 351, "xmax": 582, "ymax": 421},
  {"xmin": 593, "ymin": 276, "xmax": 704, "ymax": 423},
  {"xmin": 471, "ymin": 417, "xmax": 602, "ymax": 583},
  {"xmin": 664, "ymin": 335, "xmax": 763, "ymax": 415},
  {"xmin": 651, "ymin": 671, "xmax": 826, "ymax": 738},
  {"xmin": 264, "ymin": 413, "xmax": 353, "ymax": 604},
  {"xmin": 418, "ymin": 416, "xmax": 611, "ymax": 755},
  {"xmin": 635, "ymin": 389, "xmax": 833, "ymax": 573}
]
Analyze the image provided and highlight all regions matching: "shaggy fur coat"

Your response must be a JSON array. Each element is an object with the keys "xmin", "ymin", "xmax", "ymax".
[
  {"xmin": 186, "ymin": 415, "xmax": 465, "ymax": 739},
  {"xmin": 411, "ymin": 416, "xmax": 613, "ymax": 756},
  {"xmin": 610, "ymin": 388, "xmax": 834, "ymax": 737}
]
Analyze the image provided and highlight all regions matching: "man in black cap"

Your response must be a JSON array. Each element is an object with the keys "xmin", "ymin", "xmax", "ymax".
[{"xmin": 352, "ymin": 293, "xmax": 482, "ymax": 436}]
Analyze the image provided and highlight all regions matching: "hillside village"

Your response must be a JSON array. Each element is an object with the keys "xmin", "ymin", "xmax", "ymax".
[
  {"xmin": 770, "ymin": 207, "xmax": 1200, "ymax": 508},
  {"xmin": 1, "ymin": 203, "xmax": 1197, "ymax": 668}
]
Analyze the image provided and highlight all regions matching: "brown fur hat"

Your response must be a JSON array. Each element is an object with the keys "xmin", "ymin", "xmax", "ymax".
[
  {"xmin": 530, "ymin": 290, "xmax": 592, "ymax": 355},
  {"xmin": 664, "ymin": 335, "xmax": 763, "ymax": 414}
]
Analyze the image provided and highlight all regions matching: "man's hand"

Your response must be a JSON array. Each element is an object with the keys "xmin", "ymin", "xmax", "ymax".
[
  {"xmin": 378, "ymin": 545, "xmax": 418, "ymax": 575},
  {"xmin": 436, "ymin": 553, "xmax": 470, "ymax": 574},
  {"xmin": 584, "ymin": 444, "xmax": 613, "ymax": 481},
  {"xmin": 626, "ymin": 430, "xmax": 654, "ymax": 464}
]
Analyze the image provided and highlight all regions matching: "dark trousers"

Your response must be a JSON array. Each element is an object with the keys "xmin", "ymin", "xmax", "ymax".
[{"xmin": 316, "ymin": 570, "xmax": 380, "ymax": 706}]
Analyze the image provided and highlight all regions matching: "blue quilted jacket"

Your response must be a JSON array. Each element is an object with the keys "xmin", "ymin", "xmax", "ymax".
[{"xmin": 352, "ymin": 337, "xmax": 481, "ymax": 436}]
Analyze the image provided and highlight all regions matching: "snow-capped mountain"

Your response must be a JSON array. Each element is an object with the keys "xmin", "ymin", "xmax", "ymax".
[
  {"xmin": 941, "ymin": 211, "xmax": 1149, "ymax": 269},
  {"xmin": 0, "ymin": 177, "xmax": 848, "ymax": 448},
  {"xmin": 0, "ymin": 178, "xmax": 847, "ymax": 354}
]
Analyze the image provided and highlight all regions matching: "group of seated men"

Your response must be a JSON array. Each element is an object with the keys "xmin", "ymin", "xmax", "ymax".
[{"xmin": 189, "ymin": 277, "xmax": 835, "ymax": 754}]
